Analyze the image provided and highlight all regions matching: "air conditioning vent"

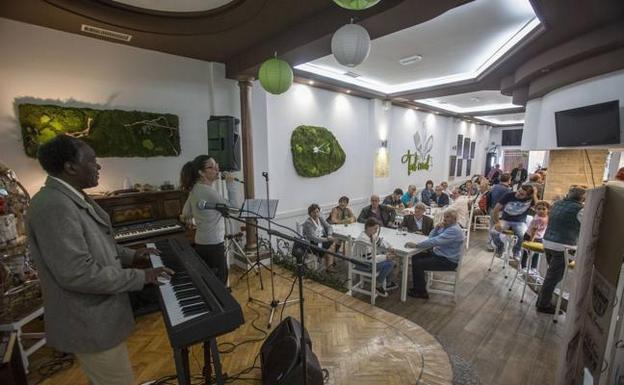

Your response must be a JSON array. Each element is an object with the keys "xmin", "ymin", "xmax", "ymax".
[
  {"xmin": 81, "ymin": 24, "xmax": 132, "ymax": 42},
  {"xmin": 344, "ymin": 71, "xmax": 361, "ymax": 78}
]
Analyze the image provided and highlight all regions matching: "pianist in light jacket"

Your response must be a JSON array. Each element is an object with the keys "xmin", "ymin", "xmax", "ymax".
[
  {"xmin": 180, "ymin": 155, "xmax": 240, "ymax": 284},
  {"xmin": 26, "ymin": 135, "xmax": 172, "ymax": 385}
]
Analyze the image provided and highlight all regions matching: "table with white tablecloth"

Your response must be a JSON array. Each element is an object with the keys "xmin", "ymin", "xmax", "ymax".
[{"xmin": 332, "ymin": 223, "xmax": 429, "ymax": 302}]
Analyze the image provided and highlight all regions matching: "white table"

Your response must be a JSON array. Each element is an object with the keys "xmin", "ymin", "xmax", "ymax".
[{"xmin": 332, "ymin": 223, "xmax": 429, "ymax": 302}]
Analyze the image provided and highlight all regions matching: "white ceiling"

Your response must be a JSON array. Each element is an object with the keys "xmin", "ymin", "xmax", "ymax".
[
  {"xmin": 296, "ymin": 0, "xmax": 540, "ymax": 94},
  {"xmin": 416, "ymin": 90, "xmax": 519, "ymax": 113},
  {"xmin": 111, "ymin": 0, "xmax": 234, "ymax": 13},
  {"xmin": 478, "ymin": 112, "xmax": 525, "ymax": 125}
]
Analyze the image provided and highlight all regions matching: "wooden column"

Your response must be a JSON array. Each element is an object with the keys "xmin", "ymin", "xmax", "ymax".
[{"xmin": 238, "ymin": 79, "xmax": 257, "ymax": 251}]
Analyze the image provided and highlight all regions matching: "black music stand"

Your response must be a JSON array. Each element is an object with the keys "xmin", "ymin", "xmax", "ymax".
[{"xmin": 237, "ymin": 199, "xmax": 298, "ymax": 327}]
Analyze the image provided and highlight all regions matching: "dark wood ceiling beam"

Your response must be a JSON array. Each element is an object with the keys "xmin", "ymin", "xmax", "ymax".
[{"xmin": 224, "ymin": 0, "xmax": 472, "ymax": 79}]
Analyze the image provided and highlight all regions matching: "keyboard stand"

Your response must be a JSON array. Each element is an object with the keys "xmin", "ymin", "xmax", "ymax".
[{"xmin": 173, "ymin": 338, "xmax": 224, "ymax": 385}]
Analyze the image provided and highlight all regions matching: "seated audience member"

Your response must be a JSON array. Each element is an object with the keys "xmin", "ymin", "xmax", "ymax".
[
  {"xmin": 355, "ymin": 218, "xmax": 398, "ymax": 297},
  {"xmin": 526, "ymin": 174, "xmax": 544, "ymax": 200},
  {"xmin": 358, "ymin": 195, "xmax": 396, "ymax": 227},
  {"xmin": 615, "ymin": 167, "xmax": 624, "ymax": 182},
  {"xmin": 405, "ymin": 209, "xmax": 465, "ymax": 299},
  {"xmin": 447, "ymin": 189, "xmax": 471, "ymax": 228},
  {"xmin": 402, "ymin": 203, "xmax": 434, "ymax": 235},
  {"xmin": 421, "ymin": 180, "xmax": 435, "ymax": 206},
  {"xmin": 491, "ymin": 185, "xmax": 536, "ymax": 258},
  {"xmin": 440, "ymin": 181, "xmax": 451, "ymax": 196},
  {"xmin": 303, "ymin": 204, "xmax": 336, "ymax": 271},
  {"xmin": 536, "ymin": 186, "xmax": 585, "ymax": 314},
  {"xmin": 521, "ymin": 201, "xmax": 550, "ymax": 275},
  {"xmin": 383, "ymin": 188, "xmax": 405, "ymax": 209},
  {"xmin": 328, "ymin": 196, "xmax": 356, "ymax": 225},
  {"xmin": 485, "ymin": 173, "xmax": 513, "ymax": 251},
  {"xmin": 474, "ymin": 180, "xmax": 491, "ymax": 216},
  {"xmin": 432, "ymin": 185, "xmax": 450, "ymax": 207},
  {"xmin": 461, "ymin": 180, "xmax": 478, "ymax": 196},
  {"xmin": 401, "ymin": 185, "xmax": 418, "ymax": 208}
]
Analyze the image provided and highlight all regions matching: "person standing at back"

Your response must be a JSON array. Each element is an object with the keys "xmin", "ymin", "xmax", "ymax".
[
  {"xmin": 26, "ymin": 135, "xmax": 173, "ymax": 385},
  {"xmin": 536, "ymin": 186, "xmax": 586, "ymax": 314},
  {"xmin": 180, "ymin": 155, "xmax": 240, "ymax": 284},
  {"xmin": 511, "ymin": 163, "xmax": 528, "ymax": 190}
]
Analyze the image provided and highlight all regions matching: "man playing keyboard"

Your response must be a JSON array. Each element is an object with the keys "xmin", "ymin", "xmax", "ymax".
[{"xmin": 27, "ymin": 135, "xmax": 173, "ymax": 385}]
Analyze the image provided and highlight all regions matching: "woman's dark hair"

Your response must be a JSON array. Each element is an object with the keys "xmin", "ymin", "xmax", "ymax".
[
  {"xmin": 308, "ymin": 203, "xmax": 320, "ymax": 215},
  {"xmin": 36, "ymin": 134, "xmax": 84, "ymax": 175},
  {"xmin": 425, "ymin": 180, "xmax": 434, "ymax": 188},
  {"xmin": 338, "ymin": 196, "xmax": 349, "ymax": 204},
  {"xmin": 365, "ymin": 218, "xmax": 379, "ymax": 229},
  {"xmin": 180, "ymin": 155, "xmax": 214, "ymax": 191},
  {"xmin": 393, "ymin": 188, "xmax": 404, "ymax": 196}
]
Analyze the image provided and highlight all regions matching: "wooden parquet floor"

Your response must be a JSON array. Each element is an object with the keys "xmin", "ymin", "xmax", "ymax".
[{"xmin": 27, "ymin": 265, "xmax": 452, "ymax": 385}]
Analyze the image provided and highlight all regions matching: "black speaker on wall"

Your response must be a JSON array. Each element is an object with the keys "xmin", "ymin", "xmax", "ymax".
[
  {"xmin": 207, "ymin": 115, "xmax": 241, "ymax": 171},
  {"xmin": 260, "ymin": 317, "xmax": 323, "ymax": 385}
]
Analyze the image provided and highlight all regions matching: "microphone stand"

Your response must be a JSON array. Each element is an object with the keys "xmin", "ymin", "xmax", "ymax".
[
  {"xmin": 211, "ymin": 205, "xmax": 366, "ymax": 385},
  {"xmin": 261, "ymin": 171, "xmax": 299, "ymax": 328}
]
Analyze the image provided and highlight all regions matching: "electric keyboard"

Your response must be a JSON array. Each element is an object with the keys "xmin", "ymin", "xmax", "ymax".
[
  {"xmin": 114, "ymin": 219, "xmax": 183, "ymax": 243},
  {"xmin": 148, "ymin": 239, "xmax": 244, "ymax": 349}
]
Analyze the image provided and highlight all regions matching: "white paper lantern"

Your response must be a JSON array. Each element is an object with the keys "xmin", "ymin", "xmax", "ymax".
[{"xmin": 331, "ymin": 23, "xmax": 371, "ymax": 67}]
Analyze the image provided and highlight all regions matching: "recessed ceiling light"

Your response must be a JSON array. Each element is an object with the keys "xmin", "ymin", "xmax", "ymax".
[
  {"xmin": 346, "ymin": 90, "xmax": 351, "ymax": 94},
  {"xmin": 398, "ymin": 54, "xmax": 423, "ymax": 66},
  {"xmin": 308, "ymin": 80, "xmax": 315, "ymax": 85}
]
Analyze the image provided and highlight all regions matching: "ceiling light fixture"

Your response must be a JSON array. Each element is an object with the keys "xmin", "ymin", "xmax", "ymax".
[
  {"xmin": 331, "ymin": 20, "xmax": 371, "ymax": 68},
  {"xmin": 344, "ymin": 71, "xmax": 361, "ymax": 78},
  {"xmin": 398, "ymin": 54, "xmax": 423, "ymax": 66},
  {"xmin": 346, "ymin": 90, "xmax": 351, "ymax": 93},
  {"xmin": 308, "ymin": 80, "xmax": 315, "ymax": 85}
]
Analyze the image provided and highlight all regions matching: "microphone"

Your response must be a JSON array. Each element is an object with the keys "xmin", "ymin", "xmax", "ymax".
[
  {"xmin": 221, "ymin": 173, "xmax": 244, "ymax": 184},
  {"xmin": 197, "ymin": 201, "xmax": 231, "ymax": 217}
]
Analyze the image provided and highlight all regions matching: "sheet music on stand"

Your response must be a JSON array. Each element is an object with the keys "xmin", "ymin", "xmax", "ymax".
[{"xmin": 239, "ymin": 199, "xmax": 279, "ymax": 219}]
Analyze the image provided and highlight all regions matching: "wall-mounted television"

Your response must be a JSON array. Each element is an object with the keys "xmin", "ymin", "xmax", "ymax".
[
  {"xmin": 501, "ymin": 129, "xmax": 523, "ymax": 146},
  {"xmin": 555, "ymin": 100, "xmax": 620, "ymax": 147}
]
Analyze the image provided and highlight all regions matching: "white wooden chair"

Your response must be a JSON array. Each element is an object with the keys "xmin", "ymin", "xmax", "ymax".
[
  {"xmin": 347, "ymin": 238, "xmax": 386, "ymax": 305},
  {"xmin": 425, "ymin": 242, "xmax": 466, "ymax": 303},
  {"xmin": 553, "ymin": 246, "xmax": 577, "ymax": 323},
  {"xmin": 461, "ymin": 202, "xmax": 476, "ymax": 250},
  {"xmin": 295, "ymin": 220, "xmax": 322, "ymax": 271}
]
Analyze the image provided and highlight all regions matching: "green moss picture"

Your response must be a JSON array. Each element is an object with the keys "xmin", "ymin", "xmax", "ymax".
[
  {"xmin": 290, "ymin": 125, "xmax": 346, "ymax": 177},
  {"xmin": 18, "ymin": 104, "xmax": 180, "ymax": 158}
]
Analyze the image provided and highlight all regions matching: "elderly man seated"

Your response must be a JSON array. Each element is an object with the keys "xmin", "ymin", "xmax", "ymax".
[
  {"xmin": 446, "ymin": 189, "xmax": 473, "ymax": 228},
  {"xmin": 432, "ymin": 185, "xmax": 450, "ymax": 207},
  {"xmin": 402, "ymin": 203, "xmax": 434, "ymax": 235},
  {"xmin": 383, "ymin": 188, "xmax": 405, "ymax": 209},
  {"xmin": 401, "ymin": 185, "xmax": 418, "ymax": 208},
  {"xmin": 405, "ymin": 209, "xmax": 465, "ymax": 299},
  {"xmin": 358, "ymin": 194, "xmax": 396, "ymax": 227}
]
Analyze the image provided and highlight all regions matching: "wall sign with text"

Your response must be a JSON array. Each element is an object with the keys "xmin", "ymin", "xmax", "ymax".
[{"xmin": 401, "ymin": 121, "xmax": 433, "ymax": 175}]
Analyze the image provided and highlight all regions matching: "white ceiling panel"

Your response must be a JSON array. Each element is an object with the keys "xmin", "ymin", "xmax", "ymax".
[
  {"xmin": 296, "ymin": 0, "xmax": 540, "ymax": 94},
  {"xmin": 479, "ymin": 112, "xmax": 525, "ymax": 125},
  {"xmin": 416, "ymin": 90, "xmax": 519, "ymax": 113}
]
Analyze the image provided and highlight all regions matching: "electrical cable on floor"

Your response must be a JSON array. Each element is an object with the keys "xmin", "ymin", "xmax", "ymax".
[
  {"xmin": 279, "ymin": 268, "xmax": 299, "ymax": 322},
  {"xmin": 218, "ymin": 301, "xmax": 268, "ymax": 354}
]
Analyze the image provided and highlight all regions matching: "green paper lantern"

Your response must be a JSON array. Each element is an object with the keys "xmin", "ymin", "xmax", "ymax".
[
  {"xmin": 333, "ymin": 0, "xmax": 381, "ymax": 10},
  {"xmin": 258, "ymin": 57, "xmax": 293, "ymax": 95}
]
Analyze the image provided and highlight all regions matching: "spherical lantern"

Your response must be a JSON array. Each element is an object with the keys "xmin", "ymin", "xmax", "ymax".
[
  {"xmin": 258, "ymin": 57, "xmax": 293, "ymax": 95},
  {"xmin": 331, "ymin": 23, "xmax": 371, "ymax": 67},
  {"xmin": 333, "ymin": 0, "xmax": 381, "ymax": 10}
]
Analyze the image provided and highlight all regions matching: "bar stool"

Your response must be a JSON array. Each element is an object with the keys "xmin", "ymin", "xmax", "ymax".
[
  {"xmin": 488, "ymin": 230, "xmax": 517, "ymax": 279},
  {"xmin": 553, "ymin": 246, "xmax": 576, "ymax": 323},
  {"xmin": 509, "ymin": 241, "xmax": 544, "ymax": 303}
]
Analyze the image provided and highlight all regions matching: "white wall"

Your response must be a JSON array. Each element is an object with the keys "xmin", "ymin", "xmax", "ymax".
[
  {"xmin": 522, "ymin": 69, "xmax": 624, "ymax": 150},
  {"xmin": 0, "ymin": 18, "xmax": 240, "ymax": 194}
]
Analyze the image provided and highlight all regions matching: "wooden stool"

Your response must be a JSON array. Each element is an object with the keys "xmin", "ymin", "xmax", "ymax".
[
  {"xmin": 488, "ymin": 230, "xmax": 517, "ymax": 279},
  {"xmin": 509, "ymin": 241, "xmax": 544, "ymax": 302},
  {"xmin": 553, "ymin": 247, "xmax": 576, "ymax": 323}
]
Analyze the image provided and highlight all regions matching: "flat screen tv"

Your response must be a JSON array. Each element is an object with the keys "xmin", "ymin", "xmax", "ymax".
[{"xmin": 555, "ymin": 100, "xmax": 620, "ymax": 147}]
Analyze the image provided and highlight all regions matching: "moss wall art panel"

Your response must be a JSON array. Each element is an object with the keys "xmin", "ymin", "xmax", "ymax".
[
  {"xmin": 290, "ymin": 125, "xmax": 346, "ymax": 177},
  {"xmin": 18, "ymin": 104, "xmax": 180, "ymax": 158}
]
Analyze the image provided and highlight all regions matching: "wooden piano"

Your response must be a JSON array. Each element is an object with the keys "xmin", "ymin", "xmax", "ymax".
[
  {"xmin": 92, "ymin": 190, "xmax": 191, "ymax": 315},
  {"xmin": 92, "ymin": 189, "xmax": 190, "ymax": 246}
]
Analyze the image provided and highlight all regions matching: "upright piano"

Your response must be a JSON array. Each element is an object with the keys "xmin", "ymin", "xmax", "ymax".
[
  {"xmin": 92, "ymin": 189, "xmax": 189, "ymax": 246},
  {"xmin": 92, "ymin": 190, "xmax": 190, "ymax": 314}
]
